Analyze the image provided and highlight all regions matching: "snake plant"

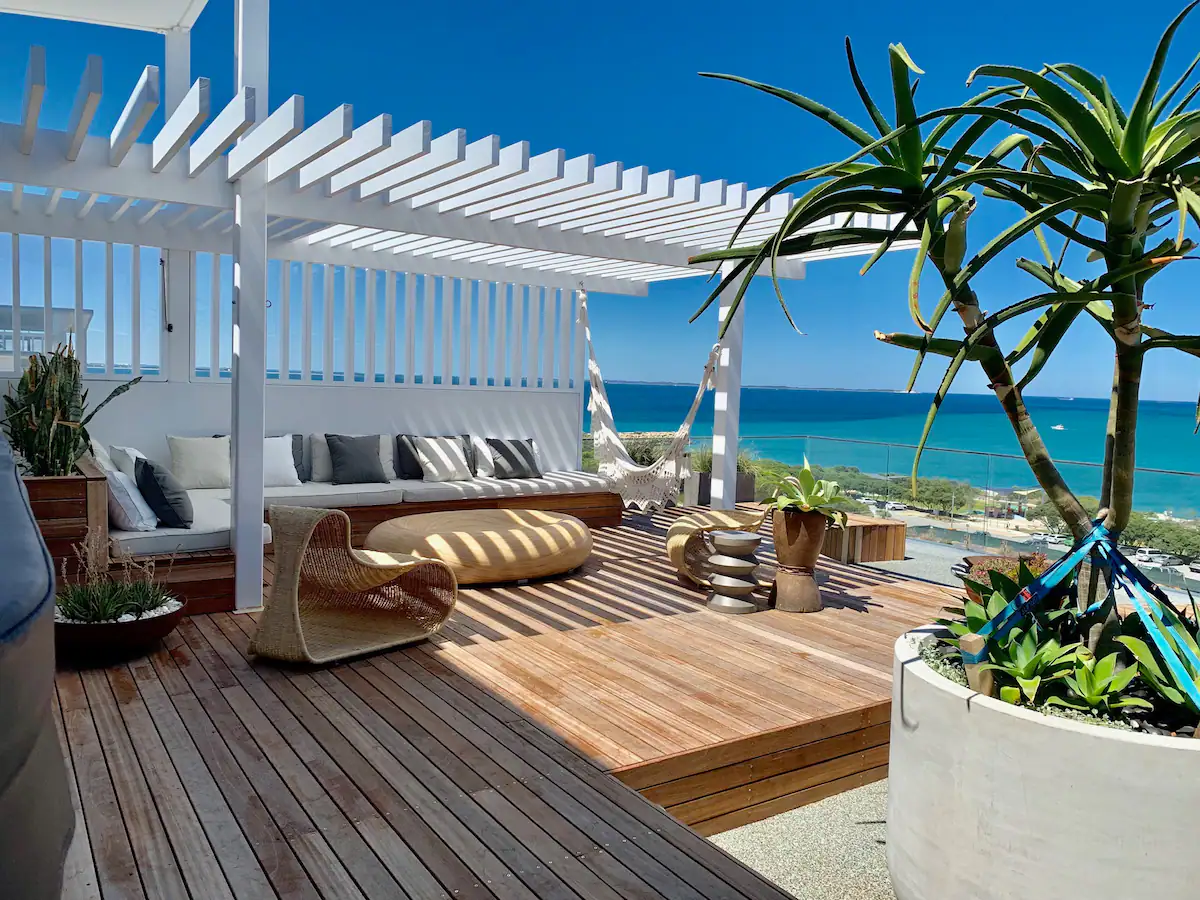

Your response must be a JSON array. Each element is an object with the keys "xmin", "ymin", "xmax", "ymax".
[{"xmin": 2, "ymin": 343, "xmax": 140, "ymax": 476}]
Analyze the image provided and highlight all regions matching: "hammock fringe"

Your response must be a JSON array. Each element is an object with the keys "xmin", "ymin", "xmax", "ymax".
[{"xmin": 580, "ymin": 290, "xmax": 722, "ymax": 512}]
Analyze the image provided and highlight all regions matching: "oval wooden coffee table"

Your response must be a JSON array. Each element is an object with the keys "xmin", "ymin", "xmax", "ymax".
[{"xmin": 364, "ymin": 508, "xmax": 593, "ymax": 585}]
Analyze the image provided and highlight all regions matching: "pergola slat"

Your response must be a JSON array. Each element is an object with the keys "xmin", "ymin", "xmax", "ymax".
[
  {"xmin": 189, "ymin": 87, "xmax": 255, "ymax": 176},
  {"xmin": 20, "ymin": 46, "xmax": 46, "ymax": 155},
  {"xmin": 109, "ymin": 65, "xmax": 160, "ymax": 167},
  {"xmin": 152, "ymin": 77, "xmax": 210, "ymax": 172},
  {"xmin": 66, "ymin": 55, "xmax": 102, "ymax": 161},
  {"xmin": 265, "ymin": 103, "xmax": 352, "ymax": 184}
]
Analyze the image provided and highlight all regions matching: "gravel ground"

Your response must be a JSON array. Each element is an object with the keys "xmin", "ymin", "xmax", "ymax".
[
  {"xmin": 862, "ymin": 537, "xmax": 964, "ymax": 586},
  {"xmin": 710, "ymin": 780, "xmax": 895, "ymax": 900}
]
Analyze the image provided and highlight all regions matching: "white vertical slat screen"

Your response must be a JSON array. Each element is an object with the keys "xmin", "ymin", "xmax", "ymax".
[
  {"xmin": 440, "ymin": 276, "xmax": 452, "ymax": 385},
  {"xmin": 494, "ymin": 282, "xmax": 508, "ymax": 387},
  {"xmin": 180, "ymin": 253, "xmax": 577, "ymax": 390},
  {"xmin": 478, "ymin": 281, "xmax": 490, "ymax": 388},
  {"xmin": 458, "ymin": 279, "xmax": 471, "ymax": 386},
  {"xmin": 0, "ymin": 233, "xmax": 165, "ymax": 379}
]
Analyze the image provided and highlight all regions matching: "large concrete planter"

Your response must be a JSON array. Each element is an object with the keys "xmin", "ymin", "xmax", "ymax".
[{"xmin": 888, "ymin": 629, "xmax": 1200, "ymax": 900}]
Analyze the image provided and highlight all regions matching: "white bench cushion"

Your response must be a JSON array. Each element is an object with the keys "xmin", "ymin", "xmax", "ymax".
[
  {"xmin": 110, "ymin": 490, "xmax": 272, "ymax": 556},
  {"xmin": 110, "ymin": 470, "xmax": 614, "ymax": 554}
]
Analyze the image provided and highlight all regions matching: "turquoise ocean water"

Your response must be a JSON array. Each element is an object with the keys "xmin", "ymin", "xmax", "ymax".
[{"xmin": 585, "ymin": 384, "xmax": 1200, "ymax": 517}]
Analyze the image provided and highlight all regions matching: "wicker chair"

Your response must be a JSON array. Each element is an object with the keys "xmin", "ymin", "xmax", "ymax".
[
  {"xmin": 666, "ymin": 507, "xmax": 770, "ymax": 588},
  {"xmin": 250, "ymin": 506, "xmax": 458, "ymax": 664}
]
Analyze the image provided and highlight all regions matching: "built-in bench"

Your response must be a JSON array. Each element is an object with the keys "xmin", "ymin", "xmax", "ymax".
[{"xmin": 110, "ymin": 470, "xmax": 621, "ymax": 557}]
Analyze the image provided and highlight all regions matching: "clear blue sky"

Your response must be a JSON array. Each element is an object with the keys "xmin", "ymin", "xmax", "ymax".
[{"xmin": 1, "ymin": 0, "xmax": 1198, "ymax": 400}]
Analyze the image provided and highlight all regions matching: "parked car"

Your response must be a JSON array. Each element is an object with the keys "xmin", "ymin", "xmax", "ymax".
[{"xmin": 885, "ymin": 501, "xmax": 908, "ymax": 511}]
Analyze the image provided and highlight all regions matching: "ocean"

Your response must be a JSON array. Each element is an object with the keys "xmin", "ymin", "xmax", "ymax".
[{"xmin": 586, "ymin": 384, "xmax": 1200, "ymax": 517}]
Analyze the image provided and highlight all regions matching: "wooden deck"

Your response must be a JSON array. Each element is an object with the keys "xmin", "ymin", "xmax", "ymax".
[{"xmin": 56, "ymin": 506, "xmax": 957, "ymax": 899}]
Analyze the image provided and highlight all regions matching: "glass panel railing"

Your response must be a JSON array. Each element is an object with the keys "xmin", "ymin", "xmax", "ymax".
[{"xmin": 594, "ymin": 430, "xmax": 1200, "ymax": 597}]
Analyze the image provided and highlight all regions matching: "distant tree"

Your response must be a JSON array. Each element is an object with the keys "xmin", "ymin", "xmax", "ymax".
[
  {"xmin": 909, "ymin": 478, "xmax": 973, "ymax": 516},
  {"xmin": 1120, "ymin": 514, "xmax": 1200, "ymax": 561},
  {"xmin": 1030, "ymin": 496, "xmax": 1100, "ymax": 534}
]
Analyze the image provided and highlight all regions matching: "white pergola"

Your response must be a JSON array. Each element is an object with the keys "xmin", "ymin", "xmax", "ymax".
[{"xmin": 1, "ymin": 0, "xmax": 912, "ymax": 607}]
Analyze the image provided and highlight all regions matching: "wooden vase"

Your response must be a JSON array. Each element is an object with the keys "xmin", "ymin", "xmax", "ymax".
[{"xmin": 772, "ymin": 509, "xmax": 828, "ymax": 613}]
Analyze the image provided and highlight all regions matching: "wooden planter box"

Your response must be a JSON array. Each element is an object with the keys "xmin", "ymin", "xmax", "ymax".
[
  {"xmin": 683, "ymin": 472, "xmax": 757, "ymax": 506},
  {"xmin": 822, "ymin": 513, "xmax": 907, "ymax": 564},
  {"xmin": 24, "ymin": 456, "xmax": 108, "ymax": 582}
]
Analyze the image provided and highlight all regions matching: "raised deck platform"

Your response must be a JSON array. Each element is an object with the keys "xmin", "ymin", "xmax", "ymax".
[{"xmin": 56, "ymin": 506, "xmax": 954, "ymax": 898}]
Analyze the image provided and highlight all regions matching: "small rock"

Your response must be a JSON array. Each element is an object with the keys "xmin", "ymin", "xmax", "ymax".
[{"xmin": 118, "ymin": 613, "xmax": 136, "ymax": 623}]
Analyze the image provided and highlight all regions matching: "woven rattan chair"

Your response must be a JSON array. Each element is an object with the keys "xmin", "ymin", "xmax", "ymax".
[
  {"xmin": 667, "ymin": 507, "xmax": 770, "ymax": 588},
  {"xmin": 250, "ymin": 506, "xmax": 458, "ymax": 664}
]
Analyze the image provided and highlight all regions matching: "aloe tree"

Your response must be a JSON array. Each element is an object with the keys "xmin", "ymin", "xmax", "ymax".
[{"xmin": 692, "ymin": 4, "xmax": 1200, "ymax": 550}]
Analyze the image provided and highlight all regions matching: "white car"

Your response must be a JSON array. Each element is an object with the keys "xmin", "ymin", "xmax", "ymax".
[
  {"xmin": 885, "ymin": 501, "xmax": 908, "ymax": 511},
  {"xmin": 1029, "ymin": 532, "xmax": 1062, "ymax": 543}
]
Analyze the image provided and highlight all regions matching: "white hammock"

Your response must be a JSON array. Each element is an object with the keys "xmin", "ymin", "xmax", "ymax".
[{"xmin": 580, "ymin": 290, "xmax": 721, "ymax": 512}]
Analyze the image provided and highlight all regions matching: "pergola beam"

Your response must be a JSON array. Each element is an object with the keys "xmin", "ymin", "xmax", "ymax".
[
  {"xmin": 389, "ymin": 134, "xmax": 500, "ymax": 204},
  {"xmin": 110, "ymin": 65, "xmax": 160, "ymax": 166},
  {"xmin": 265, "ymin": 103, "xmax": 352, "ymax": 183},
  {"xmin": 411, "ymin": 139, "xmax": 529, "ymax": 208},
  {"xmin": 189, "ymin": 87, "xmax": 255, "ymax": 176},
  {"xmin": 152, "ymin": 77, "xmax": 210, "ymax": 172},
  {"xmin": 226, "ymin": 94, "xmax": 304, "ymax": 180},
  {"xmin": 66, "ymin": 55, "xmax": 102, "ymax": 161},
  {"xmin": 20, "ymin": 46, "xmax": 46, "ymax": 155},
  {"xmin": 296, "ymin": 113, "xmax": 391, "ymax": 189},
  {"xmin": 439, "ymin": 147, "xmax": 565, "ymax": 212},
  {"xmin": 328, "ymin": 119, "xmax": 430, "ymax": 196}
]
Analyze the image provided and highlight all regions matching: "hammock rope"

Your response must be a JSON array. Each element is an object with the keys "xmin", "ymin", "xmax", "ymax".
[{"xmin": 579, "ymin": 289, "xmax": 722, "ymax": 512}]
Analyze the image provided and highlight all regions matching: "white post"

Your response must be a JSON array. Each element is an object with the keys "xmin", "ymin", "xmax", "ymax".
[
  {"xmin": 230, "ymin": 0, "xmax": 269, "ymax": 609},
  {"xmin": 710, "ymin": 262, "xmax": 744, "ymax": 510},
  {"xmin": 163, "ymin": 28, "xmax": 192, "ymax": 382},
  {"xmin": 574, "ymin": 288, "xmax": 586, "ymax": 469}
]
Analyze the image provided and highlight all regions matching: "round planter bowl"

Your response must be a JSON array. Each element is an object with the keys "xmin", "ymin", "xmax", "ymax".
[
  {"xmin": 889, "ymin": 628, "xmax": 1200, "ymax": 900},
  {"xmin": 55, "ymin": 603, "xmax": 187, "ymax": 666}
]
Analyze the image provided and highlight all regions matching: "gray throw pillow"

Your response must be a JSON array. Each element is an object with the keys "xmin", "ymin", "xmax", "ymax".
[
  {"xmin": 395, "ymin": 433, "xmax": 475, "ymax": 479},
  {"xmin": 487, "ymin": 438, "xmax": 541, "ymax": 479},
  {"xmin": 327, "ymin": 434, "xmax": 389, "ymax": 484},
  {"xmin": 134, "ymin": 457, "xmax": 194, "ymax": 528}
]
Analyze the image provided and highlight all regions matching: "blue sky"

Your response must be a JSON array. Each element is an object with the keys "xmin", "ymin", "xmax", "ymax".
[{"xmin": 1, "ymin": 0, "xmax": 1198, "ymax": 400}]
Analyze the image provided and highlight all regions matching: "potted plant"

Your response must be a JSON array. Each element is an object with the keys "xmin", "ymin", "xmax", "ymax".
[
  {"xmin": 3, "ymin": 343, "xmax": 139, "ymax": 578},
  {"xmin": 54, "ymin": 530, "xmax": 185, "ymax": 665},
  {"xmin": 683, "ymin": 444, "xmax": 759, "ymax": 506},
  {"xmin": 767, "ymin": 460, "xmax": 847, "ymax": 612},
  {"xmin": 690, "ymin": 8, "xmax": 1200, "ymax": 897}
]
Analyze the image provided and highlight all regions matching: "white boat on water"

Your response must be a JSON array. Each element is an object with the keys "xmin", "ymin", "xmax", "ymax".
[{"xmin": 1051, "ymin": 424, "xmax": 1066, "ymax": 431}]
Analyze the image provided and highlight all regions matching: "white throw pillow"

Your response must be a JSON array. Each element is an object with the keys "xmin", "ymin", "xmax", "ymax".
[
  {"xmin": 89, "ymin": 439, "xmax": 114, "ymax": 472},
  {"xmin": 106, "ymin": 470, "xmax": 158, "ymax": 532},
  {"xmin": 415, "ymin": 435, "xmax": 472, "ymax": 482},
  {"xmin": 168, "ymin": 435, "xmax": 231, "ymax": 489},
  {"xmin": 263, "ymin": 435, "xmax": 302, "ymax": 487},
  {"xmin": 309, "ymin": 433, "xmax": 394, "ymax": 482},
  {"xmin": 109, "ymin": 445, "xmax": 146, "ymax": 480},
  {"xmin": 471, "ymin": 434, "xmax": 495, "ymax": 477}
]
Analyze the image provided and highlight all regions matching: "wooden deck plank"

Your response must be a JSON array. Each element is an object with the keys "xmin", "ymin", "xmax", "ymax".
[
  {"xmin": 52, "ymin": 678, "xmax": 101, "ymax": 900},
  {"xmin": 57, "ymin": 670, "xmax": 148, "ymax": 900},
  {"xmin": 60, "ymin": 505, "xmax": 959, "ymax": 899}
]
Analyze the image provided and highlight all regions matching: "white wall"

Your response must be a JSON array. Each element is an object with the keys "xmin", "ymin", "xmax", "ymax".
[{"xmin": 9, "ymin": 378, "xmax": 583, "ymax": 472}]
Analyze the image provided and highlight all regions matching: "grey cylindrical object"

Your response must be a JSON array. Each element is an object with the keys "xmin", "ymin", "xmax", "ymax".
[{"xmin": 0, "ymin": 435, "xmax": 73, "ymax": 899}]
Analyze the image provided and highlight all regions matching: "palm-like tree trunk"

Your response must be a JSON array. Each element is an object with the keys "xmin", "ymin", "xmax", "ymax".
[{"xmin": 941, "ymin": 276, "xmax": 1093, "ymax": 539}]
